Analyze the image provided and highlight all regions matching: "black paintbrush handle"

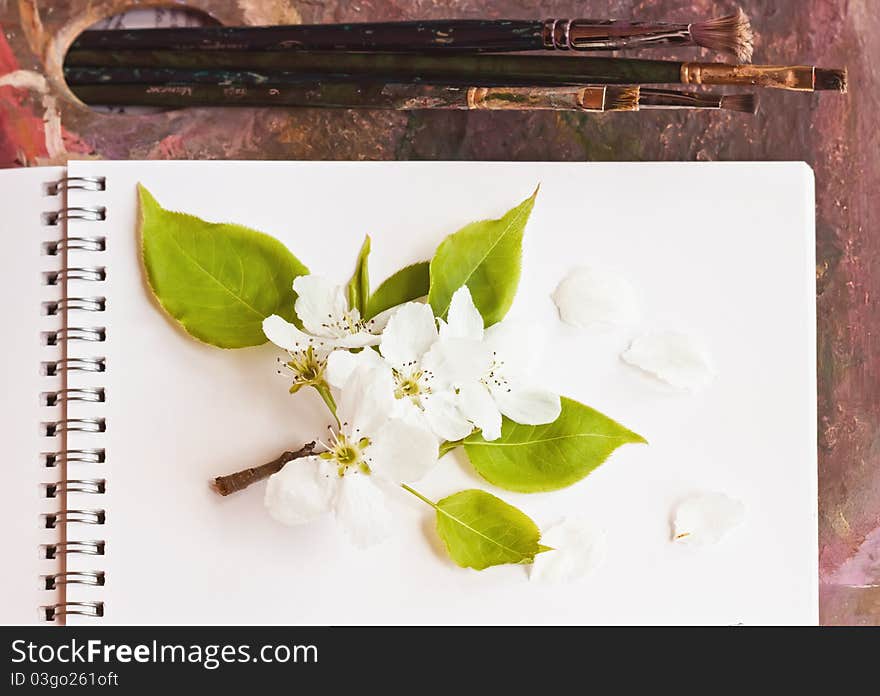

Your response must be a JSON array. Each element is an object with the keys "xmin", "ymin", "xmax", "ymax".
[
  {"xmin": 64, "ymin": 51, "xmax": 685, "ymax": 87},
  {"xmin": 70, "ymin": 19, "xmax": 696, "ymax": 54},
  {"xmin": 72, "ymin": 20, "xmax": 545, "ymax": 53}
]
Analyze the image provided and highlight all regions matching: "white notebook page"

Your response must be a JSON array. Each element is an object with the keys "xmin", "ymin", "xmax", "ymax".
[{"xmin": 59, "ymin": 160, "xmax": 816, "ymax": 625}]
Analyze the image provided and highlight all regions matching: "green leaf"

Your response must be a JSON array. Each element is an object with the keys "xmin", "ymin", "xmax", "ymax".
[
  {"xmin": 139, "ymin": 184, "xmax": 308, "ymax": 349},
  {"xmin": 464, "ymin": 397, "xmax": 647, "ymax": 493},
  {"xmin": 364, "ymin": 261, "xmax": 430, "ymax": 319},
  {"xmin": 345, "ymin": 235, "xmax": 371, "ymax": 316},
  {"xmin": 409, "ymin": 487, "xmax": 548, "ymax": 570},
  {"xmin": 428, "ymin": 188, "xmax": 538, "ymax": 327}
]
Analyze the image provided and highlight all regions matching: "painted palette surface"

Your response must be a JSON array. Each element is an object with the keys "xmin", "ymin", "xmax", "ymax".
[{"xmin": 0, "ymin": 1, "xmax": 877, "ymax": 624}]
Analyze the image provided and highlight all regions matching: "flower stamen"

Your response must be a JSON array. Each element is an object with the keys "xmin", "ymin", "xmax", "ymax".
[
  {"xmin": 319, "ymin": 430, "xmax": 372, "ymax": 476},
  {"xmin": 280, "ymin": 345, "xmax": 327, "ymax": 392}
]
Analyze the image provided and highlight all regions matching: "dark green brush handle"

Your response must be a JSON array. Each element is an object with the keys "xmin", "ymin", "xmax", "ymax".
[
  {"xmin": 70, "ymin": 82, "xmax": 616, "ymax": 111},
  {"xmin": 64, "ymin": 50, "xmax": 684, "ymax": 86}
]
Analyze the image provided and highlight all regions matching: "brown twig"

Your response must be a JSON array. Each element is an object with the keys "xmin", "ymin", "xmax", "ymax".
[{"xmin": 212, "ymin": 442, "xmax": 316, "ymax": 496}]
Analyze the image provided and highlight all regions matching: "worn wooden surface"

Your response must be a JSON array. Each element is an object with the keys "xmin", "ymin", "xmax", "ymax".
[{"xmin": 1, "ymin": 1, "xmax": 877, "ymax": 624}]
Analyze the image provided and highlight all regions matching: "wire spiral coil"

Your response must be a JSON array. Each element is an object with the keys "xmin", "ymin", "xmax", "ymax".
[{"xmin": 40, "ymin": 175, "xmax": 107, "ymax": 622}]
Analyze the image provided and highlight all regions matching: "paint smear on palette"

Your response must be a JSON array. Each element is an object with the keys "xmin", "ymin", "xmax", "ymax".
[
  {"xmin": 828, "ymin": 526, "xmax": 880, "ymax": 588},
  {"xmin": 0, "ymin": 24, "xmax": 90, "ymax": 166},
  {"xmin": 237, "ymin": 0, "xmax": 301, "ymax": 25}
]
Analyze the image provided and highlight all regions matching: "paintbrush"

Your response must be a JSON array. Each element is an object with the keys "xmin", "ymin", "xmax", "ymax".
[
  {"xmin": 63, "ymin": 52, "xmax": 848, "ymax": 93},
  {"xmin": 67, "ymin": 81, "xmax": 757, "ymax": 114},
  {"xmin": 70, "ymin": 10, "xmax": 754, "ymax": 62}
]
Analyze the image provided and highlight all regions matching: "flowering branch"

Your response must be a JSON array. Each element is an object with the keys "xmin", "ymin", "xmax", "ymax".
[{"xmin": 212, "ymin": 442, "xmax": 316, "ymax": 496}]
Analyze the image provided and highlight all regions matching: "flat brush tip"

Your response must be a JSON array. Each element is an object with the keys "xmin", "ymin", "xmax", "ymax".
[
  {"xmin": 690, "ymin": 8, "xmax": 755, "ymax": 63},
  {"xmin": 605, "ymin": 86, "xmax": 640, "ymax": 111},
  {"xmin": 814, "ymin": 67, "xmax": 848, "ymax": 93},
  {"xmin": 719, "ymin": 94, "xmax": 758, "ymax": 114}
]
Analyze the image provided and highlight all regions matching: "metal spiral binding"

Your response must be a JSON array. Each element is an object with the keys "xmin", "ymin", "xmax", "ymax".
[
  {"xmin": 43, "ymin": 509, "xmax": 106, "ymax": 528},
  {"xmin": 42, "ymin": 571, "xmax": 105, "ymax": 591},
  {"xmin": 45, "ymin": 176, "xmax": 106, "ymax": 196},
  {"xmin": 43, "ymin": 327, "xmax": 106, "ymax": 346},
  {"xmin": 43, "ymin": 357, "xmax": 106, "ymax": 377},
  {"xmin": 42, "ymin": 540, "xmax": 105, "ymax": 560},
  {"xmin": 44, "ymin": 237, "xmax": 106, "ymax": 255},
  {"xmin": 44, "ymin": 418, "xmax": 106, "ymax": 437},
  {"xmin": 40, "ymin": 175, "xmax": 107, "ymax": 623},
  {"xmin": 45, "ymin": 267, "xmax": 107, "ymax": 285},
  {"xmin": 45, "ymin": 479, "xmax": 107, "ymax": 497},
  {"xmin": 42, "ymin": 206, "xmax": 106, "ymax": 226},
  {"xmin": 43, "ymin": 297, "xmax": 106, "ymax": 315},
  {"xmin": 43, "ymin": 449, "xmax": 105, "ymax": 468},
  {"xmin": 42, "ymin": 602, "xmax": 104, "ymax": 621},
  {"xmin": 42, "ymin": 387, "xmax": 106, "ymax": 407}
]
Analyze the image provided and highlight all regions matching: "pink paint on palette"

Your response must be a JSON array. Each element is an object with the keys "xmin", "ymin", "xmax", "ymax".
[{"xmin": 828, "ymin": 527, "xmax": 880, "ymax": 588}]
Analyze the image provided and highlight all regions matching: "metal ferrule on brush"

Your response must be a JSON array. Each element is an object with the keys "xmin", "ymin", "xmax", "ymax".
[
  {"xmin": 542, "ymin": 18, "xmax": 692, "ymax": 51},
  {"xmin": 465, "ymin": 85, "xmax": 636, "ymax": 111},
  {"xmin": 680, "ymin": 62, "xmax": 816, "ymax": 91}
]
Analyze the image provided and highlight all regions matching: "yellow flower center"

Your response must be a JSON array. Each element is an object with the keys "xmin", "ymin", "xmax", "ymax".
[
  {"xmin": 283, "ymin": 345, "xmax": 325, "ymax": 390},
  {"xmin": 319, "ymin": 431, "xmax": 372, "ymax": 477},
  {"xmin": 392, "ymin": 362, "xmax": 433, "ymax": 407}
]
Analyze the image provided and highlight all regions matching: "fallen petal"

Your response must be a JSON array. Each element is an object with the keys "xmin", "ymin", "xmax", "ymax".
[
  {"xmin": 622, "ymin": 330, "xmax": 715, "ymax": 391},
  {"xmin": 530, "ymin": 518, "xmax": 607, "ymax": 584},
  {"xmin": 673, "ymin": 492, "xmax": 745, "ymax": 546},
  {"xmin": 552, "ymin": 266, "xmax": 640, "ymax": 328}
]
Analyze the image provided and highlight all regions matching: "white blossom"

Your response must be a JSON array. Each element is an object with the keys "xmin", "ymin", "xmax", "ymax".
[
  {"xmin": 326, "ymin": 302, "xmax": 473, "ymax": 441},
  {"xmin": 265, "ymin": 364, "xmax": 437, "ymax": 547},
  {"xmin": 264, "ymin": 275, "xmax": 387, "ymax": 353},
  {"xmin": 421, "ymin": 286, "xmax": 561, "ymax": 441}
]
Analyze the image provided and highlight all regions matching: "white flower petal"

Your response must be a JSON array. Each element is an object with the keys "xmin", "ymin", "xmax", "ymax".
[
  {"xmin": 379, "ymin": 302, "xmax": 439, "ymax": 369},
  {"xmin": 325, "ymin": 348, "xmax": 384, "ymax": 390},
  {"xmin": 421, "ymin": 391, "xmax": 475, "ymax": 441},
  {"xmin": 493, "ymin": 384, "xmax": 561, "ymax": 426},
  {"xmin": 552, "ymin": 266, "xmax": 640, "ymax": 328},
  {"xmin": 293, "ymin": 275, "xmax": 349, "ymax": 337},
  {"xmin": 336, "ymin": 365, "xmax": 395, "ymax": 437},
  {"xmin": 458, "ymin": 382, "xmax": 503, "ymax": 441},
  {"xmin": 368, "ymin": 419, "xmax": 438, "ymax": 483},
  {"xmin": 333, "ymin": 332, "xmax": 382, "ymax": 349},
  {"xmin": 264, "ymin": 456, "xmax": 337, "ymax": 526},
  {"xmin": 442, "ymin": 286, "xmax": 484, "ymax": 341},
  {"xmin": 530, "ymin": 518, "xmax": 607, "ymax": 584},
  {"xmin": 422, "ymin": 337, "xmax": 491, "ymax": 389},
  {"xmin": 389, "ymin": 395, "xmax": 429, "ymax": 429},
  {"xmin": 484, "ymin": 319, "xmax": 539, "ymax": 377},
  {"xmin": 622, "ymin": 330, "xmax": 715, "ymax": 391},
  {"xmin": 673, "ymin": 492, "xmax": 745, "ymax": 546},
  {"xmin": 262, "ymin": 315, "xmax": 316, "ymax": 352},
  {"xmin": 365, "ymin": 305, "xmax": 398, "ymax": 334},
  {"xmin": 334, "ymin": 472, "xmax": 393, "ymax": 548}
]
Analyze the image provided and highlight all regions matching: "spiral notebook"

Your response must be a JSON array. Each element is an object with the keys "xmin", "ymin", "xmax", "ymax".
[{"xmin": 0, "ymin": 160, "xmax": 817, "ymax": 625}]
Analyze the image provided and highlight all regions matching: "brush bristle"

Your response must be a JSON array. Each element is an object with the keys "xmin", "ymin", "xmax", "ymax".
[
  {"xmin": 605, "ymin": 86, "xmax": 640, "ymax": 111},
  {"xmin": 689, "ymin": 8, "xmax": 755, "ymax": 63},
  {"xmin": 814, "ymin": 67, "xmax": 848, "ymax": 93},
  {"xmin": 719, "ymin": 93, "xmax": 757, "ymax": 114}
]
